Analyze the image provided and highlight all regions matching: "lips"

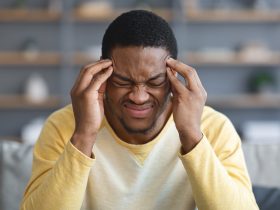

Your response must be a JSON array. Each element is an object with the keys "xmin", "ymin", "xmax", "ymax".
[{"xmin": 123, "ymin": 103, "xmax": 153, "ymax": 118}]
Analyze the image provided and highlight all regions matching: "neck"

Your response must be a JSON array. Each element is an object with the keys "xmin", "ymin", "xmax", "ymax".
[{"xmin": 105, "ymin": 102, "xmax": 172, "ymax": 145}]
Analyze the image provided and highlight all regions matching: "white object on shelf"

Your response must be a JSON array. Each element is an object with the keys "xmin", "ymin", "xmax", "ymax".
[
  {"xmin": 237, "ymin": 41, "xmax": 272, "ymax": 62},
  {"xmin": 21, "ymin": 117, "xmax": 45, "ymax": 145},
  {"xmin": 24, "ymin": 73, "xmax": 49, "ymax": 103},
  {"xmin": 198, "ymin": 47, "xmax": 235, "ymax": 62},
  {"xmin": 242, "ymin": 121, "xmax": 280, "ymax": 144}
]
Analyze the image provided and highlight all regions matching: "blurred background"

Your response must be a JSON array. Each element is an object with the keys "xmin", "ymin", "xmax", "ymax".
[{"xmin": 0, "ymin": 0, "xmax": 280, "ymax": 209}]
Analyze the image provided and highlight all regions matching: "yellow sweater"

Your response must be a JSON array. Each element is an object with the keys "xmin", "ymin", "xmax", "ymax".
[{"xmin": 21, "ymin": 105, "xmax": 258, "ymax": 210}]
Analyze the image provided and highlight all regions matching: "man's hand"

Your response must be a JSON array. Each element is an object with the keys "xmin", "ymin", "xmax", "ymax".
[
  {"xmin": 166, "ymin": 58, "xmax": 207, "ymax": 154},
  {"xmin": 70, "ymin": 59, "xmax": 113, "ymax": 157}
]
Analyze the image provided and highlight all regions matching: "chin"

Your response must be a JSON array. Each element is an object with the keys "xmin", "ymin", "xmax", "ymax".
[{"xmin": 120, "ymin": 118, "xmax": 156, "ymax": 134}]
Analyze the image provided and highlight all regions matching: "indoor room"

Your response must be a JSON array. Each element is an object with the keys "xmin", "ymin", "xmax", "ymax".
[{"xmin": 0, "ymin": 0, "xmax": 280, "ymax": 209}]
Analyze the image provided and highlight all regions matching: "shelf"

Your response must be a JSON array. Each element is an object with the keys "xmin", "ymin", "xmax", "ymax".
[
  {"xmin": 73, "ymin": 52, "xmax": 98, "ymax": 65},
  {"xmin": 186, "ymin": 52, "xmax": 280, "ymax": 67},
  {"xmin": 0, "ymin": 52, "xmax": 61, "ymax": 66},
  {"xmin": 186, "ymin": 9, "xmax": 280, "ymax": 23},
  {"xmin": 207, "ymin": 94, "xmax": 280, "ymax": 109},
  {"xmin": 0, "ymin": 95, "xmax": 61, "ymax": 109},
  {"xmin": 73, "ymin": 8, "xmax": 173, "ymax": 22},
  {"xmin": 0, "ymin": 9, "xmax": 61, "ymax": 22},
  {"xmin": 73, "ymin": 9, "xmax": 117, "ymax": 22},
  {"xmin": 0, "ymin": 136, "xmax": 22, "ymax": 142}
]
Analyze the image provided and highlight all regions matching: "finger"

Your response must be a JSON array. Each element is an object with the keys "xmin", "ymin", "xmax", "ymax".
[
  {"xmin": 195, "ymin": 74, "xmax": 207, "ymax": 99},
  {"xmin": 166, "ymin": 58, "xmax": 198, "ymax": 90},
  {"xmin": 185, "ymin": 65, "xmax": 206, "ymax": 96},
  {"xmin": 73, "ymin": 59, "xmax": 110, "ymax": 90},
  {"xmin": 86, "ymin": 66, "xmax": 113, "ymax": 94},
  {"xmin": 169, "ymin": 64, "xmax": 207, "ymax": 100},
  {"xmin": 193, "ymin": 70, "xmax": 204, "ymax": 90},
  {"xmin": 166, "ymin": 67, "xmax": 187, "ymax": 94},
  {"xmin": 79, "ymin": 59, "xmax": 111, "ymax": 84},
  {"xmin": 83, "ymin": 59, "xmax": 106, "ymax": 69},
  {"xmin": 169, "ymin": 65, "xmax": 191, "ymax": 90},
  {"xmin": 83, "ymin": 59, "xmax": 112, "ymax": 78},
  {"xmin": 74, "ymin": 60, "xmax": 112, "ymax": 93}
]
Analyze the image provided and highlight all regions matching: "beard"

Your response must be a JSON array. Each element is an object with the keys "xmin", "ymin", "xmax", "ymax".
[
  {"xmin": 119, "ymin": 112, "xmax": 157, "ymax": 134},
  {"xmin": 104, "ymin": 91, "xmax": 171, "ymax": 135}
]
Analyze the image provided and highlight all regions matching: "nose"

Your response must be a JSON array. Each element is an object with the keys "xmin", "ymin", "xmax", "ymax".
[{"xmin": 128, "ymin": 85, "xmax": 150, "ymax": 104}]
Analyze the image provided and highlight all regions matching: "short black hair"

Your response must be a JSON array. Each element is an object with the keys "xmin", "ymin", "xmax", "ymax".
[{"xmin": 101, "ymin": 10, "xmax": 178, "ymax": 59}]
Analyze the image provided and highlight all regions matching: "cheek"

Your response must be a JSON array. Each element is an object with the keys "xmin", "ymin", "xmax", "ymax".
[
  {"xmin": 106, "ymin": 85, "xmax": 129, "ymax": 104},
  {"xmin": 151, "ymin": 91, "xmax": 170, "ymax": 105},
  {"xmin": 157, "ymin": 85, "xmax": 171, "ymax": 100}
]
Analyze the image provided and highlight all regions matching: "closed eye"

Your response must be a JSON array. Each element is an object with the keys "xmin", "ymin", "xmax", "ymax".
[
  {"xmin": 111, "ymin": 80, "xmax": 133, "ymax": 88},
  {"xmin": 147, "ymin": 80, "xmax": 167, "ymax": 87},
  {"xmin": 147, "ymin": 76, "xmax": 167, "ymax": 87},
  {"xmin": 109, "ymin": 73, "xmax": 168, "ymax": 88}
]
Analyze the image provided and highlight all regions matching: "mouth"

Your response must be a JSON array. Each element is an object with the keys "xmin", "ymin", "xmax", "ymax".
[{"xmin": 123, "ymin": 103, "xmax": 154, "ymax": 118}]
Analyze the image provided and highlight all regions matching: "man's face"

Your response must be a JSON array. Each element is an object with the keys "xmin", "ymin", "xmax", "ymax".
[{"xmin": 104, "ymin": 46, "xmax": 172, "ymax": 134}]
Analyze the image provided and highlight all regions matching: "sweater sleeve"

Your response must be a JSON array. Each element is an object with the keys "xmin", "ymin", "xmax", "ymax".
[
  {"xmin": 179, "ymin": 111, "xmax": 259, "ymax": 210},
  {"xmin": 20, "ymin": 109, "xmax": 95, "ymax": 210}
]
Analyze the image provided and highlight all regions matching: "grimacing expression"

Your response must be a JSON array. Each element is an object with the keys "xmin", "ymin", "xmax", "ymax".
[{"xmin": 104, "ymin": 46, "xmax": 172, "ymax": 134}]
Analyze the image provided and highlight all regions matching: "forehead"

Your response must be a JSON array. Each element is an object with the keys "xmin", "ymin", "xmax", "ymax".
[{"xmin": 111, "ymin": 46, "xmax": 169, "ymax": 79}]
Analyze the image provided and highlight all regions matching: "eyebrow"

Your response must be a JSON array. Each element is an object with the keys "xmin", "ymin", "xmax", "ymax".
[
  {"xmin": 148, "ymin": 73, "xmax": 167, "ymax": 81},
  {"xmin": 111, "ymin": 72, "xmax": 166, "ymax": 83},
  {"xmin": 111, "ymin": 72, "xmax": 132, "ymax": 82}
]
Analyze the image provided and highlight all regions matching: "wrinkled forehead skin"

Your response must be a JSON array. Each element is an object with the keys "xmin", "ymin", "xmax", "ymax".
[{"xmin": 110, "ymin": 46, "xmax": 170, "ymax": 83}]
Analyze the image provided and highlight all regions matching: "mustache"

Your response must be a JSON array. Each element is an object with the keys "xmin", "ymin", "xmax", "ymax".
[{"xmin": 122, "ymin": 100, "xmax": 155, "ymax": 107}]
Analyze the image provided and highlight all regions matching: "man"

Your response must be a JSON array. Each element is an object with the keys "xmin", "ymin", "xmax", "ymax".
[{"xmin": 21, "ymin": 10, "xmax": 258, "ymax": 210}]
